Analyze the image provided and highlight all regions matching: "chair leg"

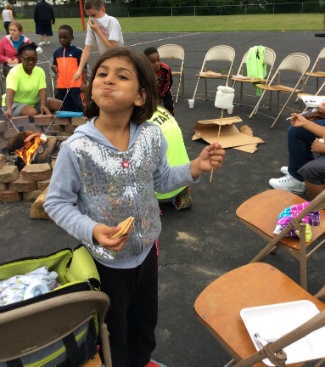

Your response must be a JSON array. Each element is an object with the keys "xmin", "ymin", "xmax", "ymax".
[
  {"xmin": 249, "ymin": 89, "xmax": 267, "ymax": 119},
  {"xmin": 192, "ymin": 76, "xmax": 201, "ymax": 100},
  {"xmin": 204, "ymin": 78, "xmax": 207, "ymax": 100},
  {"xmin": 175, "ymin": 74, "xmax": 182, "ymax": 104},
  {"xmin": 270, "ymin": 91, "xmax": 295, "ymax": 129}
]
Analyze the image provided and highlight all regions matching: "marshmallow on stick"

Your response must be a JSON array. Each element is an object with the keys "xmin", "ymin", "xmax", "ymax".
[{"xmin": 210, "ymin": 86, "xmax": 235, "ymax": 182}]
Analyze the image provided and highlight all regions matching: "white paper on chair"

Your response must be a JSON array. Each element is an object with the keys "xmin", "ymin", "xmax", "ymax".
[
  {"xmin": 240, "ymin": 300, "xmax": 325, "ymax": 366},
  {"xmin": 301, "ymin": 95, "xmax": 325, "ymax": 108}
]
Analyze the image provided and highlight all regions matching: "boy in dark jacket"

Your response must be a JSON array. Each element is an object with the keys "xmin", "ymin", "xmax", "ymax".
[
  {"xmin": 144, "ymin": 47, "xmax": 174, "ymax": 116},
  {"xmin": 51, "ymin": 25, "xmax": 88, "ymax": 112}
]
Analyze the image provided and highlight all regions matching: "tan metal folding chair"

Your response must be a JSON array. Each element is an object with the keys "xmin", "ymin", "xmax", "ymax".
[
  {"xmin": 194, "ymin": 262, "xmax": 325, "ymax": 367},
  {"xmin": 236, "ymin": 188, "xmax": 325, "ymax": 290},
  {"xmin": 249, "ymin": 52, "xmax": 310, "ymax": 129},
  {"xmin": 0, "ymin": 291, "xmax": 112, "ymax": 367},
  {"xmin": 192, "ymin": 45, "xmax": 235, "ymax": 101},
  {"xmin": 157, "ymin": 44, "xmax": 185, "ymax": 104},
  {"xmin": 305, "ymin": 46, "xmax": 325, "ymax": 93},
  {"xmin": 231, "ymin": 47, "xmax": 276, "ymax": 106}
]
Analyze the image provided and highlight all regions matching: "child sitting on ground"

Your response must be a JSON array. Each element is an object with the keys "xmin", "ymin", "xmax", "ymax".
[
  {"xmin": 51, "ymin": 25, "xmax": 88, "ymax": 112},
  {"xmin": 144, "ymin": 46, "xmax": 174, "ymax": 116}
]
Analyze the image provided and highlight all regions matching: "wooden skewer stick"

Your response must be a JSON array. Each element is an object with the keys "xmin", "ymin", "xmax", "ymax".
[{"xmin": 210, "ymin": 108, "xmax": 224, "ymax": 183}]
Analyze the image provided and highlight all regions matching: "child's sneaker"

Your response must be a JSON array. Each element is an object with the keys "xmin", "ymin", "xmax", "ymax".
[
  {"xmin": 46, "ymin": 41, "xmax": 51, "ymax": 45},
  {"xmin": 145, "ymin": 360, "xmax": 167, "ymax": 367}
]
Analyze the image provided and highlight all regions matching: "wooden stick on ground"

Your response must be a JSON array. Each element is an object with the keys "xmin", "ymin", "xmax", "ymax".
[{"xmin": 210, "ymin": 108, "xmax": 224, "ymax": 183}]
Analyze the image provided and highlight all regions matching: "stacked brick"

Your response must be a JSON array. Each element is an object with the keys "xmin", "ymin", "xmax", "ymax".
[
  {"xmin": 0, "ymin": 114, "xmax": 87, "ymax": 154},
  {"xmin": 0, "ymin": 157, "xmax": 52, "ymax": 203}
]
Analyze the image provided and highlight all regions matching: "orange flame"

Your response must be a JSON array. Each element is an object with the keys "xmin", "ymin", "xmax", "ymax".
[{"xmin": 15, "ymin": 136, "xmax": 41, "ymax": 165}]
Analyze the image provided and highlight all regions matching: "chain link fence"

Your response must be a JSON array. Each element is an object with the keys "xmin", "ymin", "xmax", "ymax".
[{"xmin": 13, "ymin": 1, "xmax": 325, "ymax": 19}]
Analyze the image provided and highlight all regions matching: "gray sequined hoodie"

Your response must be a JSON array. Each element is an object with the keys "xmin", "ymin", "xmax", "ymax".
[{"xmin": 44, "ymin": 118, "xmax": 198, "ymax": 269}]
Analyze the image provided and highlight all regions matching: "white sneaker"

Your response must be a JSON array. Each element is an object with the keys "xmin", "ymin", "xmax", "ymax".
[
  {"xmin": 269, "ymin": 174, "xmax": 305, "ymax": 194},
  {"xmin": 38, "ymin": 41, "xmax": 45, "ymax": 46},
  {"xmin": 46, "ymin": 41, "xmax": 51, "ymax": 45},
  {"xmin": 280, "ymin": 166, "xmax": 289, "ymax": 175}
]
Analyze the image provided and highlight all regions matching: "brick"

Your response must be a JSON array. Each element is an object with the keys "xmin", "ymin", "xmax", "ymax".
[
  {"xmin": 21, "ymin": 163, "xmax": 52, "ymax": 182},
  {"xmin": 0, "ymin": 182, "xmax": 8, "ymax": 190},
  {"xmin": 22, "ymin": 123, "xmax": 40, "ymax": 132},
  {"xmin": 9, "ymin": 174, "xmax": 38, "ymax": 192},
  {"xmin": 30, "ymin": 187, "xmax": 50, "ymax": 219},
  {"xmin": 34, "ymin": 114, "xmax": 54, "ymax": 126},
  {"xmin": 71, "ymin": 116, "xmax": 87, "ymax": 126},
  {"xmin": 0, "ymin": 120, "xmax": 8, "ymax": 133},
  {"xmin": 37, "ymin": 178, "xmax": 50, "ymax": 191},
  {"xmin": 0, "ymin": 154, "xmax": 5, "ymax": 169},
  {"xmin": 0, "ymin": 189, "xmax": 21, "ymax": 202},
  {"xmin": 12, "ymin": 115, "xmax": 29, "ymax": 127},
  {"xmin": 49, "ymin": 124, "xmax": 65, "ymax": 132},
  {"xmin": 4, "ymin": 128, "xmax": 17, "ymax": 140},
  {"xmin": 53, "ymin": 116, "xmax": 71, "ymax": 125},
  {"xmin": 65, "ymin": 124, "xmax": 76, "ymax": 134},
  {"xmin": 0, "ymin": 165, "xmax": 19, "ymax": 183},
  {"xmin": 23, "ymin": 190, "xmax": 43, "ymax": 202}
]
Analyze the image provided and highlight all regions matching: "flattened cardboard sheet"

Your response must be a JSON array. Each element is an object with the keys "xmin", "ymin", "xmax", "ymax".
[{"xmin": 192, "ymin": 116, "xmax": 264, "ymax": 153}]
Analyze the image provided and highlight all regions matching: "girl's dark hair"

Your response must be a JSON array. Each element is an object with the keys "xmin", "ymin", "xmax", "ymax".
[
  {"xmin": 84, "ymin": 47, "xmax": 159, "ymax": 125},
  {"xmin": 17, "ymin": 42, "xmax": 37, "ymax": 56}
]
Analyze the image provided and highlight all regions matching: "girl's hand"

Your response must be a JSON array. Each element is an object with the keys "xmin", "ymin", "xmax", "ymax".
[
  {"xmin": 311, "ymin": 139, "xmax": 325, "ymax": 154},
  {"xmin": 93, "ymin": 223, "xmax": 131, "ymax": 251},
  {"xmin": 4, "ymin": 107, "xmax": 12, "ymax": 121},
  {"xmin": 40, "ymin": 104, "xmax": 51, "ymax": 115},
  {"xmin": 190, "ymin": 143, "xmax": 225, "ymax": 178},
  {"xmin": 290, "ymin": 113, "xmax": 308, "ymax": 127}
]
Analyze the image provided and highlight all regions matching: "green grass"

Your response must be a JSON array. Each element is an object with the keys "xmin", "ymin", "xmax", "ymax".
[{"xmin": 18, "ymin": 14, "xmax": 325, "ymax": 33}]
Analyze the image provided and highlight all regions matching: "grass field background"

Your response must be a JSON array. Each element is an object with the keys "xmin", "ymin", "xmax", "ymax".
[{"xmin": 17, "ymin": 13, "xmax": 325, "ymax": 33}]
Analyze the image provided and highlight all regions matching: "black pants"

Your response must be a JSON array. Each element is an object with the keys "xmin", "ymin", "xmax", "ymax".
[
  {"xmin": 162, "ymin": 91, "xmax": 174, "ymax": 116},
  {"xmin": 56, "ymin": 88, "xmax": 83, "ymax": 112},
  {"xmin": 96, "ymin": 244, "xmax": 158, "ymax": 367},
  {"xmin": 4, "ymin": 21, "xmax": 11, "ymax": 35}
]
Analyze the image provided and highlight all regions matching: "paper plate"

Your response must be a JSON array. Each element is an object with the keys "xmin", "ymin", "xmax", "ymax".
[
  {"xmin": 301, "ymin": 95, "xmax": 325, "ymax": 108},
  {"xmin": 240, "ymin": 300, "xmax": 325, "ymax": 366}
]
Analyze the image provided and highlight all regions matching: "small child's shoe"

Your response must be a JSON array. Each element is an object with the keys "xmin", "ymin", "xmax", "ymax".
[{"xmin": 145, "ymin": 360, "xmax": 167, "ymax": 367}]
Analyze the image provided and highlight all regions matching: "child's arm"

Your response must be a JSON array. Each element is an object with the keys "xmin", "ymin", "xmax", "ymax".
[
  {"xmin": 74, "ymin": 45, "xmax": 92, "ymax": 81},
  {"xmin": 291, "ymin": 113, "xmax": 325, "ymax": 137},
  {"xmin": 160, "ymin": 65, "xmax": 172, "ymax": 98},
  {"xmin": 88, "ymin": 19, "xmax": 119, "ymax": 49}
]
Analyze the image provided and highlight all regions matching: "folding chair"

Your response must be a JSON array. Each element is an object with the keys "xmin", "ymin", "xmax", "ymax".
[
  {"xmin": 194, "ymin": 262, "xmax": 325, "ymax": 367},
  {"xmin": 0, "ymin": 291, "xmax": 112, "ymax": 367},
  {"xmin": 157, "ymin": 44, "xmax": 185, "ymax": 103},
  {"xmin": 192, "ymin": 45, "xmax": 235, "ymax": 101},
  {"xmin": 236, "ymin": 188, "xmax": 325, "ymax": 290},
  {"xmin": 249, "ymin": 52, "xmax": 310, "ymax": 129},
  {"xmin": 231, "ymin": 47, "xmax": 276, "ymax": 106},
  {"xmin": 304, "ymin": 46, "xmax": 325, "ymax": 93}
]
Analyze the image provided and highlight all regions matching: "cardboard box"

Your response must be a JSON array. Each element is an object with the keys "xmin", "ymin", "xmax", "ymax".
[{"xmin": 192, "ymin": 116, "xmax": 264, "ymax": 153}]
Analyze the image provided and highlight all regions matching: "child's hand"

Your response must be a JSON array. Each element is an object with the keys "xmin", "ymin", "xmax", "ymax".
[
  {"xmin": 190, "ymin": 143, "xmax": 225, "ymax": 178},
  {"xmin": 88, "ymin": 18, "xmax": 99, "ymax": 32},
  {"xmin": 311, "ymin": 139, "xmax": 325, "ymax": 154},
  {"xmin": 93, "ymin": 223, "xmax": 131, "ymax": 251},
  {"xmin": 51, "ymin": 64, "xmax": 58, "ymax": 73}
]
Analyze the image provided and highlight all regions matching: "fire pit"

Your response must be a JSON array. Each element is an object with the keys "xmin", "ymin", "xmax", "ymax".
[{"xmin": 7, "ymin": 132, "xmax": 58, "ymax": 169}]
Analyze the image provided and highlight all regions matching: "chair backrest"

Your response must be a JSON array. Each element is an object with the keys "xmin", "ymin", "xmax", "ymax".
[
  {"xmin": 0, "ymin": 291, "xmax": 110, "ymax": 365},
  {"xmin": 309, "ymin": 46, "xmax": 325, "ymax": 72},
  {"xmin": 267, "ymin": 52, "xmax": 310, "ymax": 86},
  {"xmin": 157, "ymin": 44, "xmax": 184, "ymax": 61},
  {"xmin": 278, "ymin": 52, "xmax": 310, "ymax": 74},
  {"xmin": 204, "ymin": 45, "xmax": 235, "ymax": 63}
]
